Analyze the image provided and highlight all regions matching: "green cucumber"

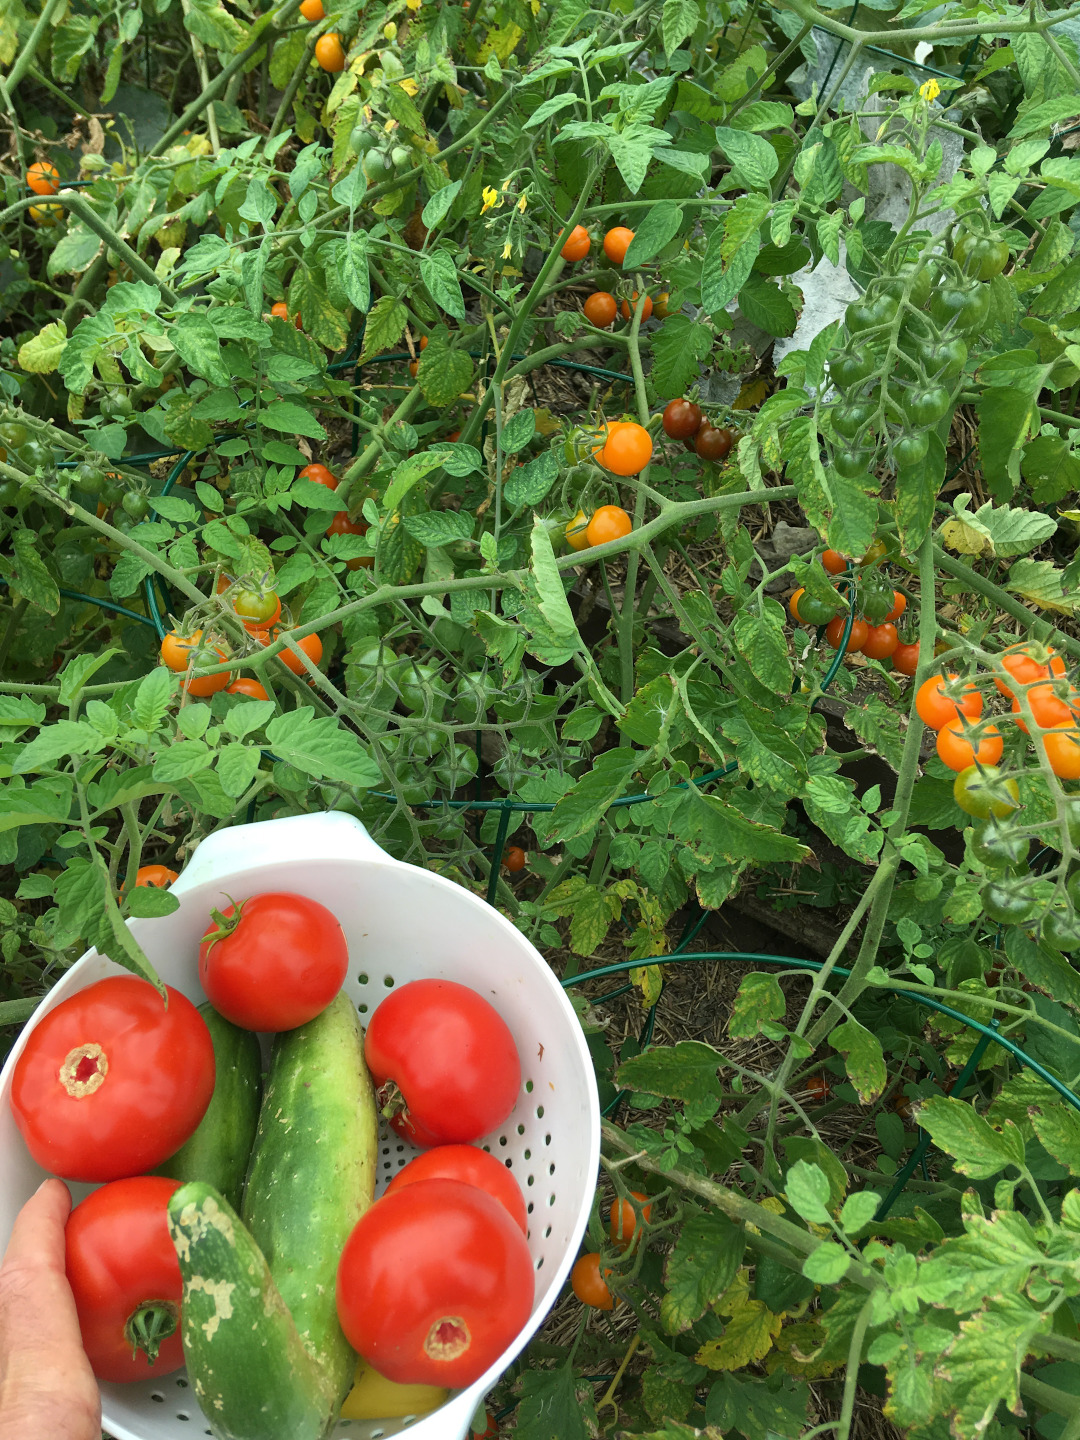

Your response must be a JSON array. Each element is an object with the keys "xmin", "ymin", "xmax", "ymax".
[
  {"xmin": 242, "ymin": 992, "xmax": 377, "ymax": 1407},
  {"xmin": 157, "ymin": 1003, "xmax": 262, "ymax": 1211},
  {"xmin": 168, "ymin": 1182, "xmax": 334, "ymax": 1440}
]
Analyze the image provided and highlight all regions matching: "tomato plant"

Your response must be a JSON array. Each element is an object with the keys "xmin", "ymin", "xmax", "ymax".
[
  {"xmin": 363, "ymin": 979, "xmax": 520, "ymax": 1146},
  {"xmin": 11, "ymin": 978, "xmax": 215, "ymax": 1182},
  {"xmin": 199, "ymin": 892, "xmax": 348, "ymax": 1031},
  {"xmin": 65, "ymin": 1176, "xmax": 184, "ymax": 1382},
  {"xmin": 336, "ymin": 1179, "xmax": 534, "ymax": 1386}
]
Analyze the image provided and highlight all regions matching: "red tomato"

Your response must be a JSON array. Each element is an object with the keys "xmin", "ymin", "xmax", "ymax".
[
  {"xmin": 603, "ymin": 227, "xmax": 634, "ymax": 264},
  {"xmin": 135, "ymin": 864, "xmax": 178, "ymax": 888},
  {"xmin": 694, "ymin": 424, "xmax": 734, "ymax": 461},
  {"xmin": 620, "ymin": 292, "xmax": 652, "ymax": 322},
  {"xmin": 893, "ymin": 642, "xmax": 920, "ymax": 676},
  {"xmin": 271, "ymin": 301, "xmax": 302, "ymax": 329},
  {"xmin": 884, "ymin": 591, "xmax": 907, "ymax": 624},
  {"xmin": 159, "ymin": 629, "xmax": 229, "ymax": 695},
  {"xmin": 609, "ymin": 1190, "xmax": 652, "ymax": 1249},
  {"xmin": 11, "ymin": 978, "xmax": 214, "ymax": 1183},
  {"xmin": 336, "ymin": 1179, "xmax": 534, "ymax": 1387},
  {"xmin": 805, "ymin": 1073, "xmax": 830, "ymax": 1101},
  {"xmin": 199, "ymin": 892, "xmax": 348, "ymax": 1031},
  {"xmin": 1012, "ymin": 681, "xmax": 1080, "ymax": 732},
  {"xmin": 583, "ymin": 292, "xmax": 616, "ymax": 327},
  {"xmin": 861, "ymin": 623, "xmax": 899, "ymax": 660},
  {"xmin": 825, "ymin": 616, "xmax": 868, "ymax": 653},
  {"xmin": 364, "ymin": 979, "xmax": 521, "ymax": 1147},
  {"xmin": 821, "ymin": 549, "xmax": 848, "ymax": 575},
  {"xmin": 600, "ymin": 422, "xmax": 652, "ymax": 476},
  {"xmin": 251, "ymin": 624, "xmax": 324, "ymax": 674},
  {"xmin": 385, "ymin": 1145, "xmax": 527, "ymax": 1232},
  {"xmin": 503, "ymin": 845, "xmax": 526, "ymax": 873},
  {"xmin": 560, "ymin": 225, "xmax": 590, "ymax": 262},
  {"xmin": 65, "ymin": 1177, "xmax": 184, "ymax": 1383},
  {"xmin": 570, "ymin": 1253, "xmax": 613, "ymax": 1309},
  {"xmin": 662, "ymin": 399, "xmax": 702, "ymax": 439},
  {"xmin": 1041, "ymin": 726, "xmax": 1080, "ymax": 780},
  {"xmin": 226, "ymin": 678, "xmax": 270, "ymax": 700},
  {"xmin": 586, "ymin": 505, "xmax": 633, "ymax": 547},
  {"xmin": 298, "ymin": 463, "xmax": 339, "ymax": 490}
]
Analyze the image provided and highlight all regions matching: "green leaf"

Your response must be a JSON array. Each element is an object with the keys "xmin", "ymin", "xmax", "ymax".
[
  {"xmin": 1029, "ymin": 1102, "xmax": 1080, "ymax": 1175},
  {"xmin": 530, "ymin": 517, "xmax": 579, "ymax": 647},
  {"xmin": 916, "ymin": 1096, "xmax": 1025, "ymax": 1179},
  {"xmin": 737, "ymin": 275, "xmax": 796, "ymax": 337},
  {"xmin": 896, "ymin": 430, "xmax": 946, "ymax": 553},
  {"xmin": 1021, "ymin": 434, "xmax": 1080, "ymax": 504},
  {"xmin": 978, "ymin": 378, "xmax": 1042, "ymax": 500},
  {"xmin": 785, "ymin": 1159, "xmax": 832, "ymax": 1223},
  {"xmin": 617, "ymin": 1040, "xmax": 723, "ymax": 1105},
  {"xmin": 420, "ymin": 250, "xmax": 466, "ymax": 321},
  {"xmin": 661, "ymin": 1213, "xmax": 745, "ymax": 1334},
  {"xmin": 680, "ymin": 789, "xmax": 811, "ymax": 865},
  {"xmin": 361, "ymin": 295, "xmax": 409, "ymax": 360},
  {"xmin": 830, "ymin": 1017, "xmax": 886, "ymax": 1103},
  {"xmin": 339, "ymin": 231, "xmax": 370, "ymax": 312},
  {"xmin": 802, "ymin": 1241, "xmax": 850, "ymax": 1284},
  {"xmin": 716, "ymin": 127, "xmax": 778, "ymax": 190},
  {"xmin": 702, "ymin": 229, "xmax": 760, "ymax": 316},
  {"xmin": 731, "ymin": 608, "xmax": 792, "ymax": 691},
  {"xmin": 417, "ymin": 337, "xmax": 473, "ymax": 407},
  {"xmin": 504, "ymin": 450, "xmax": 559, "ymax": 506},
  {"xmin": 0, "ymin": 780, "xmax": 73, "ymax": 832},
  {"xmin": 650, "ymin": 314, "xmax": 713, "ymax": 401},
  {"xmin": 661, "ymin": 0, "xmax": 698, "ymax": 52},
  {"xmin": 623, "ymin": 202, "xmax": 684, "ymax": 267},
  {"xmin": 134, "ymin": 666, "xmax": 175, "ymax": 731},
  {"xmin": 502, "ymin": 407, "xmax": 536, "ymax": 452},
  {"xmin": 261, "ymin": 399, "xmax": 327, "ymax": 442},
  {"xmin": 385, "ymin": 82, "xmax": 426, "ymax": 136},
  {"xmin": 421, "ymin": 180, "xmax": 462, "ymax": 228},
  {"xmin": 216, "ymin": 741, "xmax": 263, "ymax": 798},
  {"xmin": 515, "ymin": 1364, "xmax": 595, "ymax": 1440},
  {"xmin": 126, "ymin": 884, "xmax": 180, "ymax": 918},
  {"xmin": 17, "ymin": 320, "xmax": 67, "ymax": 374},
  {"xmin": 170, "ymin": 312, "xmax": 230, "ymax": 387},
  {"xmin": 548, "ymin": 749, "xmax": 641, "ymax": 841},
  {"xmin": 705, "ymin": 1372, "xmax": 808, "ymax": 1440},
  {"xmin": 728, "ymin": 971, "xmax": 784, "ymax": 1038},
  {"xmin": 8, "ymin": 530, "xmax": 60, "ymax": 614},
  {"xmin": 936, "ymin": 1295, "xmax": 1050, "ymax": 1439},
  {"xmin": 152, "ymin": 739, "xmax": 214, "ymax": 783},
  {"xmin": 402, "ymin": 509, "xmax": 475, "ymax": 546},
  {"xmin": 58, "ymin": 651, "xmax": 119, "ymax": 709},
  {"xmin": 12, "ymin": 720, "xmax": 102, "ymax": 774},
  {"xmin": 265, "ymin": 709, "xmax": 381, "ymax": 788},
  {"xmin": 383, "ymin": 452, "xmax": 447, "ymax": 514}
]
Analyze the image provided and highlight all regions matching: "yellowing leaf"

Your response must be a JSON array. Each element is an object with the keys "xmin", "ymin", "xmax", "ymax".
[
  {"xmin": 939, "ymin": 517, "xmax": 993, "ymax": 557},
  {"xmin": 477, "ymin": 23, "xmax": 523, "ymax": 62},
  {"xmin": 766, "ymin": 1320, "xmax": 838, "ymax": 1378},
  {"xmin": 697, "ymin": 1285, "xmax": 783, "ymax": 1371},
  {"xmin": 18, "ymin": 321, "xmax": 67, "ymax": 375},
  {"xmin": 733, "ymin": 378, "xmax": 769, "ymax": 410},
  {"xmin": 631, "ymin": 963, "xmax": 664, "ymax": 1007}
]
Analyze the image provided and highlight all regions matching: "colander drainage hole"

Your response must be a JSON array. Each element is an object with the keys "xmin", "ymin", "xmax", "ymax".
[
  {"xmin": 150, "ymin": 1393, "xmax": 164, "ymax": 1403},
  {"xmin": 527, "ymin": 1174, "xmax": 534, "ymax": 1187},
  {"xmin": 505, "ymin": 1157, "xmax": 513, "ymax": 1168},
  {"xmin": 535, "ymin": 1257, "xmax": 544, "ymax": 1270},
  {"xmin": 524, "ymin": 1079, "xmax": 534, "ymax": 1093},
  {"xmin": 545, "ymin": 1225, "xmax": 552, "ymax": 1237},
  {"xmin": 535, "ymin": 1105, "xmax": 544, "ymax": 1119},
  {"xmin": 358, "ymin": 973, "xmax": 369, "ymax": 985},
  {"xmin": 545, "ymin": 1134, "xmax": 551, "ymax": 1146},
  {"xmin": 176, "ymin": 1412, "xmax": 190, "ymax": 1422},
  {"xmin": 517, "ymin": 1124, "xmax": 525, "ymax": 1135},
  {"xmin": 498, "ymin": 1135, "xmax": 508, "ymax": 1147},
  {"xmin": 383, "ymin": 976, "xmax": 394, "ymax": 988},
  {"xmin": 175, "ymin": 1377, "xmax": 188, "ymax": 1388},
  {"xmin": 524, "ymin": 1148, "xmax": 531, "ymax": 1160}
]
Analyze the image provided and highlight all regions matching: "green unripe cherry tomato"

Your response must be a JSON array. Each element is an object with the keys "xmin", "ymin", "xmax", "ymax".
[
  {"xmin": 100, "ymin": 393, "xmax": 133, "ymax": 420},
  {"xmin": 391, "ymin": 760, "xmax": 433, "ymax": 806},
  {"xmin": 980, "ymin": 876, "xmax": 1038, "ymax": 926},
  {"xmin": 102, "ymin": 481, "xmax": 124, "ymax": 506},
  {"xmin": 453, "ymin": 672, "xmax": 497, "ymax": 722},
  {"xmin": 829, "ymin": 349, "xmax": 877, "ymax": 389},
  {"xmin": 363, "ymin": 150, "xmax": 394, "ymax": 182},
  {"xmin": 930, "ymin": 280, "xmax": 991, "ymax": 334},
  {"xmin": 878, "ymin": 262, "xmax": 933, "ymax": 309},
  {"xmin": 75, "ymin": 462, "xmax": 105, "ymax": 495},
  {"xmin": 433, "ymin": 743, "xmax": 480, "ymax": 791},
  {"xmin": 859, "ymin": 576, "xmax": 895, "ymax": 625},
  {"xmin": 971, "ymin": 816, "xmax": 1030, "ymax": 870},
  {"xmin": 390, "ymin": 145, "xmax": 413, "ymax": 170},
  {"xmin": 349, "ymin": 125, "xmax": 380, "ymax": 156},
  {"xmin": 0, "ymin": 479, "xmax": 22, "ymax": 506},
  {"xmin": 122, "ymin": 491, "xmax": 149, "ymax": 519},
  {"xmin": 831, "ymin": 400, "xmax": 877, "ymax": 441},
  {"xmin": 1042, "ymin": 901, "xmax": 1080, "ymax": 952},
  {"xmin": 833, "ymin": 448, "xmax": 875, "ymax": 479},
  {"xmin": 918, "ymin": 337, "xmax": 967, "ymax": 383},
  {"xmin": 797, "ymin": 592, "xmax": 841, "ymax": 625},
  {"xmin": 15, "ymin": 437, "xmax": 50, "ymax": 468},
  {"xmin": 0, "ymin": 422, "xmax": 29, "ymax": 450},
  {"xmin": 953, "ymin": 230, "xmax": 1010, "ymax": 282},
  {"xmin": 845, "ymin": 293, "xmax": 899, "ymax": 334},
  {"xmin": 954, "ymin": 764, "xmax": 1020, "ymax": 820},
  {"xmin": 894, "ymin": 432, "xmax": 930, "ymax": 468},
  {"xmin": 902, "ymin": 386, "xmax": 952, "ymax": 428}
]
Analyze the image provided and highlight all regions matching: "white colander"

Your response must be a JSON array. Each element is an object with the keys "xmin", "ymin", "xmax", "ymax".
[{"xmin": 0, "ymin": 811, "xmax": 600, "ymax": 1440}]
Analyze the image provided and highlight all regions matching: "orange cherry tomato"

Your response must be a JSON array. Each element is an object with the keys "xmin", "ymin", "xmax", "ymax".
[
  {"xmin": 821, "ymin": 549, "xmax": 848, "ymax": 575},
  {"xmin": 135, "ymin": 865, "xmax": 178, "ymax": 889},
  {"xmin": 583, "ymin": 292, "xmax": 617, "ymax": 327},
  {"xmin": 586, "ymin": 505, "xmax": 633, "ymax": 547},
  {"xmin": 253, "ymin": 625, "xmax": 324, "ymax": 675},
  {"xmin": 409, "ymin": 360, "xmax": 419, "ymax": 377},
  {"xmin": 271, "ymin": 301, "xmax": 302, "ymax": 330},
  {"xmin": 620, "ymin": 292, "xmax": 652, "ymax": 322},
  {"xmin": 600, "ymin": 421, "xmax": 652, "ymax": 476},
  {"xmin": 560, "ymin": 225, "xmax": 590, "ymax": 262},
  {"xmin": 805, "ymin": 1073, "xmax": 830, "ymax": 1102},
  {"xmin": 653, "ymin": 292, "xmax": 671, "ymax": 318},
  {"xmin": 994, "ymin": 644, "xmax": 1067, "ymax": 699},
  {"xmin": 159, "ymin": 630, "xmax": 230, "ymax": 695},
  {"xmin": 419, "ymin": 335, "xmax": 429, "ymax": 351},
  {"xmin": 884, "ymin": 591, "xmax": 907, "ymax": 623},
  {"xmin": 29, "ymin": 202, "xmax": 62, "ymax": 225},
  {"xmin": 503, "ymin": 845, "xmax": 526, "ymax": 873},
  {"xmin": 570, "ymin": 1253, "xmax": 614, "ymax": 1310},
  {"xmin": 1011, "ymin": 682, "xmax": 1080, "ymax": 733},
  {"xmin": 326, "ymin": 510, "xmax": 372, "ymax": 570},
  {"xmin": 566, "ymin": 510, "xmax": 591, "ymax": 551},
  {"xmin": 893, "ymin": 642, "xmax": 920, "ymax": 677},
  {"xmin": 862, "ymin": 623, "xmax": 899, "ymax": 660},
  {"xmin": 603, "ymin": 227, "xmax": 635, "ymax": 265},
  {"xmin": 314, "ymin": 32, "xmax": 346, "ymax": 69},
  {"xmin": 226, "ymin": 678, "xmax": 270, "ymax": 701},
  {"xmin": 936, "ymin": 717, "xmax": 1004, "ymax": 772},
  {"xmin": 1040, "ymin": 726, "xmax": 1080, "ymax": 780},
  {"xmin": 27, "ymin": 161, "xmax": 59, "ymax": 196},
  {"xmin": 298, "ymin": 463, "xmax": 339, "ymax": 490},
  {"xmin": 825, "ymin": 616, "xmax": 868, "ymax": 653},
  {"xmin": 789, "ymin": 588, "xmax": 806, "ymax": 624},
  {"xmin": 609, "ymin": 1191, "xmax": 652, "ymax": 1249},
  {"xmin": 915, "ymin": 674, "xmax": 983, "ymax": 730},
  {"xmin": 299, "ymin": 0, "xmax": 324, "ymax": 18}
]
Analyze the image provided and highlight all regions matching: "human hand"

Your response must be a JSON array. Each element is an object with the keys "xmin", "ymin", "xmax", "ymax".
[{"xmin": 0, "ymin": 1179, "xmax": 100, "ymax": 1440}]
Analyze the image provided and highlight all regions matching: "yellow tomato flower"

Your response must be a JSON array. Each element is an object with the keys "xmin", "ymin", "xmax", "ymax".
[
  {"xmin": 481, "ymin": 185, "xmax": 500, "ymax": 212},
  {"xmin": 502, "ymin": 241, "xmax": 513, "ymax": 259},
  {"xmin": 517, "ymin": 192, "xmax": 528, "ymax": 212},
  {"xmin": 919, "ymin": 78, "xmax": 940, "ymax": 102}
]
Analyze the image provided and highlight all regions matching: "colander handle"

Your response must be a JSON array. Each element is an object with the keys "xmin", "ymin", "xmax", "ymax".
[{"xmin": 172, "ymin": 812, "xmax": 390, "ymax": 894}]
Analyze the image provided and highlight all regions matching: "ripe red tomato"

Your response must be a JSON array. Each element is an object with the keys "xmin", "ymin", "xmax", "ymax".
[
  {"xmin": 298, "ymin": 462, "xmax": 339, "ymax": 490},
  {"xmin": 385, "ymin": 1145, "xmax": 527, "ymax": 1232},
  {"xmin": 805, "ymin": 1073, "xmax": 830, "ymax": 1102},
  {"xmin": 601, "ymin": 422, "xmax": 652, "ymax": 476},
  {"xmin": 609, "ymin": 1190, "xmax": 652, "ymax": 1249},
  {"xmin": 825, "ymin": 616, "xmax": 868, "ymax": 653},
  {"xmin": 861, "ymin": 623, "xmax": 899, "ymax": 660},
  {"xmin": 199, "ymin": 892, "xmax": 348, "ymax": 1031},
  {"xmin": 11, "ymin": 978, "xmax": 214, "ymax": 1182},
  {"xmin": 994, "ymin": 644, "xmax": 1067, "ymax": 699},
  {"xmin": 694, "ymin": 424, "xmax": 734, "ymax": 461},
  {"xmin": 571, "ymin": 1253, "xmax": 613, "ymax": 1309},
  {"xmin": 893, "ymin": 642, "xmax": 920, "ymax": 676},
  {"xmin": 821, "ymin": 549, "xmax": 848, "ymax": 575},
  {"xmin": 27, "ymin": 160, "xmax": 60, "ymax": 196},
  {"xmin": 586, "ymin": 505, "xmax": 633, "ymax": 547},
  {"xmin": 915, "ymin": 673, "xmax": 982, "ymax": 729},
  {"xmin": 620, "ymin": 292, "xmax": 652, "ymax": 322},
  {"xmin": 603, "ymin": 226, "xmax": 634, "ymax": 264},
  {"xmin": 662, "ymin": 399, "xmax": 702, "ymax": 439},
  {"xmin": 226, "ymin": 677, "xmax": 270, "ymax": 700},
  {"xmin": 271, "ymin": 301, "xmax": 302, "ymax": 330},
  {"xmin": 560, "ymin": 225, "xmax": 590, "ymax": 262},
  {"xmin": 65, "ymin": 1177, "xmax": 184, "ymax": 1383},
  {"xmin": 326, "ymin": 510, "xmax": 372, "ymax": 570},
  {"xmin": 135, "ymin": 864, "xmax": 178, "ymax": 889},
  {"xmin": 583, "ymin": 292, "xmax": 616, "ymax": 327},
  {"xmin": 503, "ymin": 845, "xmax": 526, "ymax": 873},
  {"xmin": 364, "ymin": 979, "xmax": 521, "ymax": 1147},
  {"xmin": 936, "ymin": 718, "xmax": 1004, "ymax": 772},
  {"xmin": 336, "ymin": 1179, "xmax": 534, "ymax": 1387}
]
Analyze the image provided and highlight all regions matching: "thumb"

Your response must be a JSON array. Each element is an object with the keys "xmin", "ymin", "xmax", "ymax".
[{"xmin": 3, "ymin": 1180, "xmax": 72, "ymax": 1275}]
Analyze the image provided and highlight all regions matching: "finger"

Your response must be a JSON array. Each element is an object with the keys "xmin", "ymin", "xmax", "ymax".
[{"xmin": 2, "ymin": 1180, "xmax": 72, "ymax": 1274}]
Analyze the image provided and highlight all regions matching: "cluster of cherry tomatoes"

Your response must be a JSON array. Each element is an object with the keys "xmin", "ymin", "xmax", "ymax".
[
  {"xmin": 564, "ymin": 502, "xmax": 634, "ymax": 552},
  {"xmin": 661, "ymin": 397, "xmax": 735, "ymax": 462},
  {"xmin": 788, "ymin": 547, "xmax": 919, "ymax": 675},
  {"xmin": 570, "ymin": 1189, "xmax": 653, "ymax": 1310},
  {"xmin": 562, "ymin": 222, "xmax": 675, "ymax": 333},
  {"xmin": 24, "ymin": 159, "xmax": 63, "ymax": 224}
]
